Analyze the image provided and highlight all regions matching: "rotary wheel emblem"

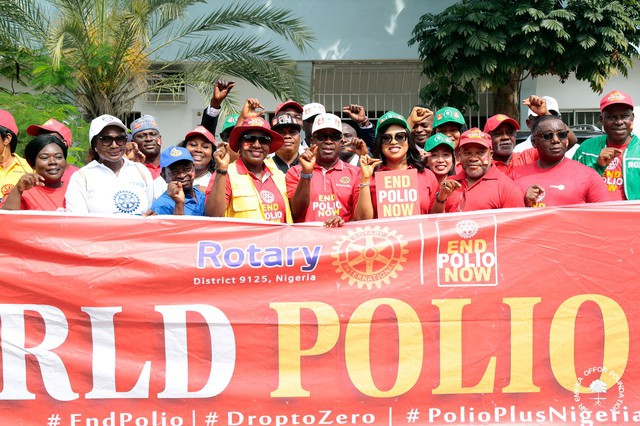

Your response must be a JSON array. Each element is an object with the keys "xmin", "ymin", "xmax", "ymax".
[
  {"xmin": 1, "ymin": 184, "xmax": 14, "ymax": 196},
  {"xmin": 113, "ymin": 190, "xmax": 141, "ymax": 214},
  {"xmin": 331, "ymin": 226, "xmax": 408, "ymax": 289},
  {"xmin": 455, "ymin": 219, "xmax": 478, "ymax": 239}
]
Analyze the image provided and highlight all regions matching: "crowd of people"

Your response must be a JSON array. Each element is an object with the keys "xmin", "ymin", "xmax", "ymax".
[{"xmin": 0, "ymin": 83, "xmax": 636, "ymax": 225}]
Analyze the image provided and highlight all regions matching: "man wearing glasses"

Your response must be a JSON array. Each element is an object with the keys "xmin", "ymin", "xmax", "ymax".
[
  {"xmin": 511, "ymin": 115, "xmax": 609, "ymax": 207},
  {"xmin": 149, "ymin": 146, "xmax": 205, "ymax": 216},
  {"xmin": 514, "ymin": 95, "xmax": 578, "ymax": 157},
  {"xmin": 575, "ymin": 90, "xmax": 639, "ymax": 201},
  {"xmin": 286, "ymin": 113, "xmax": 368, "ymax": 225}
]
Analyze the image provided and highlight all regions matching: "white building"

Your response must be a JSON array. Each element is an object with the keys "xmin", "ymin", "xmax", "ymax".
[{"xmin": 4, "ymin": 0, "xmax": 638, "ymax": 144}]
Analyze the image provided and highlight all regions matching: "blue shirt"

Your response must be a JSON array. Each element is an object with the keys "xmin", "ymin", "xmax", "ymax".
[{"xmin": 151, "ymin": 187, "xmax": 205, "ymax": 216}]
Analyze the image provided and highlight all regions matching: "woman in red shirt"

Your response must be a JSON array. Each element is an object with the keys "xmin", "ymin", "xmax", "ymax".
[
  {"xmin": 355, "ymin": 111, "xmax": 440, "ymax": 219},
  {"xmin": 1, "ymin": 134, "xmax": 69, "ymax": 211}
]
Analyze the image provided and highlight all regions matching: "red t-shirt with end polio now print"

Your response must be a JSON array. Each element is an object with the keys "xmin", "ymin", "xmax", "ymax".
[{"xmin": 286, "ymin": 160, "xmax": 361, "ymax": 223}]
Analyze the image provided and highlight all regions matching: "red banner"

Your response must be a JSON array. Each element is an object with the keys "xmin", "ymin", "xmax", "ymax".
[{"xmin": 1, "ymin": 204, "xmax": 639, "ymax": 426}]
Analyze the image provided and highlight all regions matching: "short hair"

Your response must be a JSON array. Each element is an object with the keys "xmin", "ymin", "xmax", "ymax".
[
  {"xmin": 0, "ymin": 126, "xmax": 18, "ymax": 153},
  {"xmin": 24, "ymin": 134, "xmax": 68, "ymax": 168},
  {"xmin": 531, "ymin": 114, "xmax": 564, "ymax": 135}
]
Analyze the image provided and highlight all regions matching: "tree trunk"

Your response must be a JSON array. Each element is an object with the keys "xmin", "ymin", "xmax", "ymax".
[{"xmin": 493, "ymin": 72, "xmax": 522, "ymax": 122}]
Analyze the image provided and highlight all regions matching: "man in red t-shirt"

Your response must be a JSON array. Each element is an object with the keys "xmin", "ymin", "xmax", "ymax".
[
  {"xmin": 286, "ymin": 113, "xmax": 370, "ymax": 225},
  {"xmin": 511, "ymin": 115, "xmax": 609, "ymax": 207},
  {"xmin": 433, "ymin": 128, "xmax": 524, "ymax": 213},
  {"xmin": 484, "ymin": 113, "xmax": 538, "ymax": 177}
]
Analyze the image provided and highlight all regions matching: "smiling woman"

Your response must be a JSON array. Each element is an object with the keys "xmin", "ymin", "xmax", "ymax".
[
  {"xmin": 1, "ymin": 134, "xmax": 68, "ymax": 211},
  {"xmin": 204, "ymin": 116, "xmax": 293, "ymax": 223},
  {"xmin": 356, "ymin": 111, "xmax": 439, "ymax": 219},
  {"xmin": 65, "ymin": 115, "xmax": 154, "ymax": 215}
]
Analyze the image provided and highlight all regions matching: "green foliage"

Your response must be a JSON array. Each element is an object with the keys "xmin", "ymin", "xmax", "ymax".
[
  {"xmin": 0, "ymin": 0, "xmax": 314, "ymax": 117},
  {"xmin": 0, "ymin": 92, "xmax": 90, "ymax": 166},
  {"xmin": 409, "ymin": 0, "xmax": 640, "ymax": 117}
]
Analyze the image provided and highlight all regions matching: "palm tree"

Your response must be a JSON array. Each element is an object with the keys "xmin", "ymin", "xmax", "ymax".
[{"xmin": 0, "ymin": 0, "xmax": 313, "ymax": 117}]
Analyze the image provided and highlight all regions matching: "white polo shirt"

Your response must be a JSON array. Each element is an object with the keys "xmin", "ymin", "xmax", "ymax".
[{"xmin": 66, "ymin": 159, "xmax": 154, "ymax": 215}]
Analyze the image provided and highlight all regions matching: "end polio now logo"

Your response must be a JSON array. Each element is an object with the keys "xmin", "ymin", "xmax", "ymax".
[{"xmin": 435, "ymin": 217, "xmax": 498, "ymax": 287}]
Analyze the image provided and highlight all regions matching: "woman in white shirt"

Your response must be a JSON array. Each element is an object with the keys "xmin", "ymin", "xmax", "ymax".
[{"xmin": 65, "ymin": 115, "xmax": 153, "ymax": 215}]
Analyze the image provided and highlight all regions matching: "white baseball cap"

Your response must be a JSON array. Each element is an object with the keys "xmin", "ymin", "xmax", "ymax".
[
  {"xmin": 312, "ymin": 113, "xmax": 342, "ymax": 134},
  {"xmin": 527, "ymin": 96, "xmax": 560, "ymax": 118},
  {"xmin": 302, "ymin": 103, "xmax": 326, "ymax": 121},
  {"xmin": 89, "ymin": 114, "xmax": 128, "ymax": 142}
]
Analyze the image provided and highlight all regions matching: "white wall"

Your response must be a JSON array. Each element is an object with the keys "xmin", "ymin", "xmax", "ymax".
[
  {"xmin": 132, "ymin": 77, "xmax": 281, "ymax": 148},
  {"xmin": 533, "ymin": 61, "xmax": 640, "ymax": 112}
]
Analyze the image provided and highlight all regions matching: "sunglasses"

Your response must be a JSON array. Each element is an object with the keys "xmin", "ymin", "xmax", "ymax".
[
  {"xmin": 241, "ymin": 134, "xmax": 272, "ymax": 145},
  {"xmin": 97, "ymin": 135, "xmax": 128, "ymax": 147},
  {"xmin": 537, "ymin": 131, "xmax": 569, "ymax": 141},
  {"xmin": 381, "ymin": 132, "xmax": 408, "ymax": 145},
  {"xmin": 314, "ymin": 133, "xmax": 342, "ymax": 143}
]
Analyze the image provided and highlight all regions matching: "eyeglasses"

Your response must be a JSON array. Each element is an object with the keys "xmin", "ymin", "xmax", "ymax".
[
  {"xmin": 381, "ymin": 132, "xmax": 408, "ymax": 145},
  {"xmin": 97, "ymin": 135, "xmax": 128, "ymax": 147},
  {"xmin": 133, "ymin": 131, "xmax": 160, "ymax": 141},
  {"xmin": 241, "ymin": 134, "xmax": 272, "ymax": 145},
  {"xmin": 537, "ymin": 131, "xmax": 569, "ymax": 140},
  {"xmin": 168, "ymin": 165, "xmax": 194, "ymax": 177},
  {"xmin": 313, "ymin": 133, "xmax": 342, "ymax": 143}
]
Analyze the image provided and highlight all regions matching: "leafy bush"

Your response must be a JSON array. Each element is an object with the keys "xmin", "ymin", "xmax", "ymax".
[{"xmin": 0, "ymin": 92, "xmax": 90, "ymax": 166}]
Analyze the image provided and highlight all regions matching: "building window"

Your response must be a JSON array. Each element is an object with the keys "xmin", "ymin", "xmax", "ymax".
[
  {"xmin": 564, "ymin": 110, "xmax": 601, "ymax": 129},
  {"xmin": 311, "ymin": 61, "xmax": 425, "ymax": 119},
  {"xmin": 121, "ymin": 112, "xmax": 141, "ymax": 128},
  {"xmin": 146, "ymin": 65, "xmax": 187, "ymax": 104}
]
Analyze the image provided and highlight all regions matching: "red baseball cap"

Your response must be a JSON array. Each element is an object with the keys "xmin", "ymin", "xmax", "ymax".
[
  {"xmin": 27, "ymin": 118, "xmax": 72, "ymax": 147},
  {"xmin": 0, "ymin": 110, "xmax": 18, "ymax": 134},
  {"xmin": 275, "ymin": 100, "xmax": 303, "ymax": 117},
  {"xmin": 483, "ymin": 114, "xmax": 520, "ymax": 133},
  {"xmin": 185, "ymin": 125, "xmax": 216, "ymax": 145},
  {"xmin": 457, "ymin": 128, "xmax": 492, "ymax": 150},
  {"xmin": 600, "ymin": 90, "xmax": 634, "ymax": 112},
  {"xmin": 228, "ymin": 117, "xmax": 284, "ymax": 154}
]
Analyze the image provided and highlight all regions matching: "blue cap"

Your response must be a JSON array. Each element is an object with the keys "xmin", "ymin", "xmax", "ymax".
[
  {"xmin": 160, "ymin": 146, "xmax": 193, "ymax": 168},
  {"xmin": 130, "ymin": 114, "xmax": 160, "ymax": 137}
]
